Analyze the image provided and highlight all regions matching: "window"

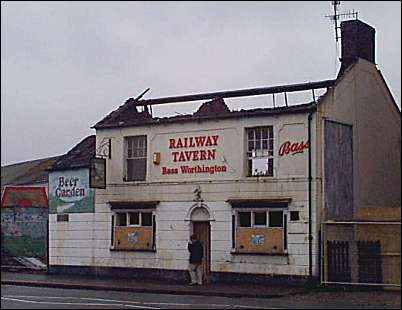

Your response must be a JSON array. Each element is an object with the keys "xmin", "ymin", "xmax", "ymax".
[
  {"xmin": 269, "ymin": 211, "xmax": 283, "ymax": 227},
  {"xmin": 246, "ymin": 127, "xmax": 274, "ymax": 177},
  {"xmin": 239, "ymin": 212, "xmax": 251, "ymax": 227},
  {"xmin": 116, "ymin": 213, "xmax": 127, "ymax": 226},
  {"xmin": 237, "ymin": 210, "xmax": 283, "ymax": 228},
  {"xmin": 128, "ymin": 212, "xmax": 140, "ymax": 225},
  {"xmin": 254, "ymin": 212, "xmax": 267, "ymax": 226},
  {"xmin": 112, "ymin": 210, "xmax": 155, "ymax": 251},
  {"xmin": 141, "ymin": 212, "xmax": 152, "ymax": 227},
  {"xmin": 117, "ymin": 211, "xmax": 152, "ymax": 227},
  {"xmin": 234, "ymin": 209, "xmax": 286, "ymax": 254},
  {"xmin": 126, "ymin": 135, "xmax": 147, "ymax": 181}
]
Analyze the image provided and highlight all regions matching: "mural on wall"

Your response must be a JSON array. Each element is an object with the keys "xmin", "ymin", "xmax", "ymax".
[
  {"xmin": 1, "ymin": 186, "xmax": 48, "ymax": 261},
  {"xmin": 48, "ymin": 169, "xmax": 94, "ymax": 214}
]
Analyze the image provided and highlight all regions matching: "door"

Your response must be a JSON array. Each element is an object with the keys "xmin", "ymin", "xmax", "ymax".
[{"xmin": 192, "ymin": 221, "xmax": 211, "ymax": 283}]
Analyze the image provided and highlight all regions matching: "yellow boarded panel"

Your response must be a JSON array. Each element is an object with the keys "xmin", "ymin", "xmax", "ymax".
[
  {"xmin": 356, "ymin": 224, "xmax": 401, "ymax": 253},
  {"xmin": 236, "ymin": 227, "xmax": 283, "ymax": 253},
  {"xmin": 114, "ymin": 226, "xmax": 153, "ymax": 250},
  {"xmin": 357, "ymin": 207, "xmax": 401, "ymax": 221}
]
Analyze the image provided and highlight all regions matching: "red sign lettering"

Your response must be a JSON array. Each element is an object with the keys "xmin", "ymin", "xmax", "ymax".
[
  {"xmin": 278, "ymin": 140, "xmax": 310, "ymax": 156},
  {"xmin": 169, "ymin": 135, "xmax": 219, "ymax": 149}
]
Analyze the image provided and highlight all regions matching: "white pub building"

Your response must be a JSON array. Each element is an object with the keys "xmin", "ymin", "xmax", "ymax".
[{"xmin": 48, "ymin": 20, "xmax": 401, "ymax": 285}]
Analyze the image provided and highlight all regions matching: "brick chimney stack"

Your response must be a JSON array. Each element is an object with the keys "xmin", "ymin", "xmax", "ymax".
[{"xmin": 338, "ymin": 19, "xmax": 376, "ymax": 77}]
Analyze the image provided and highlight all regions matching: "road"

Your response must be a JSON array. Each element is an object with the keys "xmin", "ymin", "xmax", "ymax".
[{"xmin": 1, "ymin": 284, "xmax": 400, "ymax": 309}]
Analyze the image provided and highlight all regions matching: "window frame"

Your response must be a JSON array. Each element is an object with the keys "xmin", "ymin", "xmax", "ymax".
[
  {"xmin": 114, "ymin": 210, "xmax": 154, "ymax": 228},
  {"xmin": 233, "ymin": 208, "xmax": 288, "ymax": 254},
  {"xmin": 124, "ymin": 135, "xmax": 147, "ymax": 182},
  {"xmin": 268, "ymin": 210, "xmax": 284, "ymax": 228},
  {"xmin": 238, "ymin": 211, "xmax": 252, "ymax": 227},
  {"xmin": 128, "ymin": 211, "xmax": 140, "ymax": 226},
  {"xmin": 115, "ymin": 212, "xmax": 128, "ymax": 227},
  {"xmin": 111, "ymin": 209, "xmax": 156, "ymax": 251},
  {"xmin": 253, "ymin": 211, "xmax": 268, "ymax": 227},
  {"xmin": 236, "ymin": 209, "xmax": 284, "ymax": 228},
  {"xmin": 245, "ymin": 126, "xmax": 274, "ymax": 177}
]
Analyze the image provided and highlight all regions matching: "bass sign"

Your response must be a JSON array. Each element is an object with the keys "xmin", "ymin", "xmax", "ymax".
[{"xmin": 279, "ymin": 140, "xmax": 309, "ymax": 156}]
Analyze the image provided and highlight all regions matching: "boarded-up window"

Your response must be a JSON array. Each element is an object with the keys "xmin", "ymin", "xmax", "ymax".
[
  {"xmin": 113, "ymin": 211, "xmax": 155, "ymax": 250},
  {"xmin": 126, "ymin": 135, "xmax": 147, "ymax": 181},
  {"xmin": 235, "ymin": 210, "xmax": 286, "ymax": 253},
  {"xmin": 324, "ymin": 120, "xmax": 353, "ymax": 220}
]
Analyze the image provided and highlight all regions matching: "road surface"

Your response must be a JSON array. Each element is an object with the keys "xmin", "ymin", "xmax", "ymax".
[{"xmin": 1, "ymin": 284, "xmax": 400, "ymax": 309}]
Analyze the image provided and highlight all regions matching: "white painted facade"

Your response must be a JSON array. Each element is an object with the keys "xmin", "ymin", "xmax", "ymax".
[
  {"xmin": 49, "ymin": 60, "xmax": 400, "ymax": 281},
  {"xmin": 48, "ymin": 19, "xmax": 401, "ymax": 284},
  {"xmin": 49, "ymin": 111, "xmax": 320, "ymax": 278}
]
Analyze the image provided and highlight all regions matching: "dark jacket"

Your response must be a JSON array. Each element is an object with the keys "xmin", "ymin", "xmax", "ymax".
[{"xmin": 188, "ymin": 240, "xmax": 203, "ymax": 264}]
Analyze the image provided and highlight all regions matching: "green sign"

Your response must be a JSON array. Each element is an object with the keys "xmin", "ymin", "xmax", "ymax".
[{"xmin": 49, "ymin": 168, "xmax": 94, "ymax": 214}]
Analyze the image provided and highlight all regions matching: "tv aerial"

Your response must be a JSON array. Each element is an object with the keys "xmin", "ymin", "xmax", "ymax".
[{"xmin": 325, "ymin": 1, "xmax": 358, "ymax": 42}]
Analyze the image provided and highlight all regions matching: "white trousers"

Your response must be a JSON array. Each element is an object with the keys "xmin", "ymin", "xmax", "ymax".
[{"xmin": 189, "ymin": 263, "xmax": 203, "ymax": 285}]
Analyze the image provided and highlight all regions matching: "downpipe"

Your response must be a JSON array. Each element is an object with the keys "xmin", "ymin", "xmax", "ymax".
[{"xmin": 307, "ymin": 107, "xmax": 315, "ymax": 283}]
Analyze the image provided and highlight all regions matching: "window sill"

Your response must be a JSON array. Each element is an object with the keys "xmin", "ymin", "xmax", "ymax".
[
  {"xmin": 230, "ymin": 250, "xmax": 288, "ymax": 256},
  {"xmin": 110, "ymin": 248, "xmax": 156, "ymax": 253},
  {"xmin": 123, "ymin": 180, "xmax": 147, "ymax": 184}
]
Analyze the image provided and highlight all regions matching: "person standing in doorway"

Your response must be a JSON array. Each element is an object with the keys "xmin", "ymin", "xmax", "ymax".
[{"xmin": 187, "ymin": 233, "xmax": 203, "ymax": 285}]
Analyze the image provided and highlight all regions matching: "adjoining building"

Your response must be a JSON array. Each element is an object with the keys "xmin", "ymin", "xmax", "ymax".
[
  {"xmin": 48, "ymin": 19, "xmax": 400, "ymax": 286},
  {"xmin": 1, "ymin": 156, "xmax": 59, "ymax": 266}
]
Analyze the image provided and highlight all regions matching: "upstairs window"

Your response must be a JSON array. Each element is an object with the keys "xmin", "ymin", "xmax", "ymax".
[
  {"xmin": 246, "ymin": 127, "xmax": 274, "ymax": 177},
  {"xmin": 126, "ymin": 135, "xmax": 147, "ymax": 181}
]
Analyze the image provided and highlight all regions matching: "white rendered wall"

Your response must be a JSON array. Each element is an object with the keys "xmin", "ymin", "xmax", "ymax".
[{"xmin": 49, "ymin": 111, "xmax": 319, "ymax": 277}]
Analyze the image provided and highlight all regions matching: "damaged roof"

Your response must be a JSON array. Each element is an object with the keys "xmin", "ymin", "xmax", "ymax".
[
  {"xmin": 93, "ymin": 98, "xmax": 316, "ymax": 130},
  {"xmin": 48, "ymin": 135, "xmax": 96, "ymax": 171},
  {"xmin": 92, "ymin": 79, "xmax": 335, "ymax": 130}
]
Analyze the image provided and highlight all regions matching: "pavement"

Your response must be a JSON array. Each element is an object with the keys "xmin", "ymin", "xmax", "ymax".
[{"xmin": 1, "ymin": 269, "xmax": 309, "ymax": 299}]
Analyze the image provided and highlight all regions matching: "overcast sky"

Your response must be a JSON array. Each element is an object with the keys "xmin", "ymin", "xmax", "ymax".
[{"xmin": 1, "ymin": 1, "xmax": 401, "ymax": 166}]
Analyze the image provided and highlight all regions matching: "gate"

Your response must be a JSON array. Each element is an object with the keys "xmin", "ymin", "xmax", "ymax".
[
  {"xmin": 322, "ymin": 222, "xmax": 400, "ymax": 287},
  {"xmin": 327, "ymin": 240, "xmax": 351, "ymax": 282},
  {"xmin": 358, "ymin": 240, "xmax": 382, "ymax": 283}
]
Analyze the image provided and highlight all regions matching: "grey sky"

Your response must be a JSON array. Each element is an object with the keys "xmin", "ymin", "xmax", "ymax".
[{"xmin": 1, "ymin": 1, "xmax": 401, "ymax": 166}]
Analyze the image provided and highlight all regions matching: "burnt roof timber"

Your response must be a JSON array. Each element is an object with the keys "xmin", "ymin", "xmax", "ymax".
[{"xmin": 134, "ymin": 79, "xmax": 336, "ymax": 106}]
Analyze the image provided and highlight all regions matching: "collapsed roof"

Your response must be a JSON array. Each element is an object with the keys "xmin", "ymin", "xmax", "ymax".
[{"xmin": 93, "ymin": 79, "xmax": 336, "ymax": 130}]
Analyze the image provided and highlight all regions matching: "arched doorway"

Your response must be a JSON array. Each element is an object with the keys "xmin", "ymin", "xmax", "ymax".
[{"xmin": 190, "ymin": 206, "xmax": 211, "ymax": 284}]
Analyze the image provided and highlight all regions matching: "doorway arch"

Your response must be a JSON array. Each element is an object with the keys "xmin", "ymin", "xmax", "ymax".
[{"xmin": 187, "ymin": 203, "xmax": 212, "ymax": 284}]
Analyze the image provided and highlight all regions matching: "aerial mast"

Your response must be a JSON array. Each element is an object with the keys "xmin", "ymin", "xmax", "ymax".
[{"xmin": 326, "ymin": 1, "xmax": 358, "ymax": 43}]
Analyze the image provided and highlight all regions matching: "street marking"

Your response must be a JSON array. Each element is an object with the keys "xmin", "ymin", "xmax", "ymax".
[
  {"xmin": 3, "ymin": 295, "xmax": 142, "ymax": 305},
  {"xmin": 82, "ymin": 297, "xmax": 142, "ymax": 304},
  {"xmin": 144, "ymin": 301, "xmax": 278, "ymax": 308},
  {"xmin": 1, "ymin": 297, "xmax": 160, "ymax": 309},
  {"xmin": 145, "ymin": 302, "xmax": 196, "ymax": 306},
  {"xmin": 2, "ymin": 293, "xmax": 282, "ymax": 309},
  {"xmin": 234, "ymin": 305, "xmax": 281, "ymax": 309}
]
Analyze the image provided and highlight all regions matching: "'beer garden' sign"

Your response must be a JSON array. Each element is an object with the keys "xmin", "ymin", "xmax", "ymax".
[{"xmin": 49, "ymin": 168, "xmax": 94, "ymax": 214}]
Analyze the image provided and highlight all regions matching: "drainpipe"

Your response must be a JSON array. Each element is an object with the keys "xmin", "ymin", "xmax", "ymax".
[{"xmin": 307, "ymin": 106, "xmax": 316, "ymax": 282}]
